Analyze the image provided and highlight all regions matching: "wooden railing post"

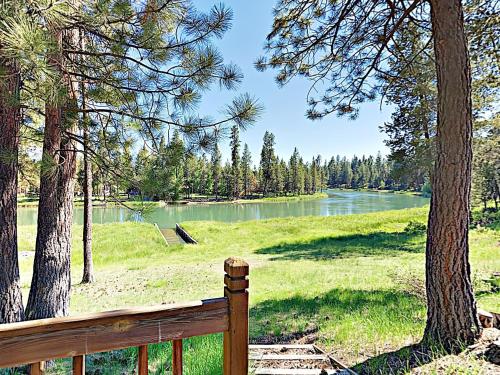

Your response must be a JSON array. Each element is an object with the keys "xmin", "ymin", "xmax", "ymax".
[
  {"xmin": 172, "ymin": 339, "xmax": 183, "ymax": 375},
  {"xmin": 72, "ymin": 355, "xmax": 85, "ymax": 374},
  {"xmin": 223, "ymin": 257, "xmax": 249, "ymax": 375},
  {"xmin": 138, "ymin": 345, "xmax": 148, "ymax": 375},
  {"xmin": 29, "ymin": 362, "xmax": 45, "ymax": 375}
]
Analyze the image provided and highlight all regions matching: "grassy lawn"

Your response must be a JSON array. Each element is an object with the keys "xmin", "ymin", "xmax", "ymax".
[{"xmin": 14, "ymin": 207, "xmax": 499, "ymax": 374}]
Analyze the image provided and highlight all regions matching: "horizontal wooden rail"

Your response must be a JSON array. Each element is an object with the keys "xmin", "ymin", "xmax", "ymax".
[
  {"xmin": 0, "ymin": 257, "xmax": 249, "ymax": 375},
  {"xmin": 0, "ymin": 298, "xmax": 228, "ymax": 368}
]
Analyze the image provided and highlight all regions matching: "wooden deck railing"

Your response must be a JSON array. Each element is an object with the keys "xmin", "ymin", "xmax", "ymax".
[{"xmin": 0, "ymin": 257, "xmax": 249, "ymax": 375}]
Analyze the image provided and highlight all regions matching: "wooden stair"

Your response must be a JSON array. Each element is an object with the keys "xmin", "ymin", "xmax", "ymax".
[
  {"xmin": 249, "ymin": 345, "xmax": 355, "ymax": 375},
  {"xmin": 159, "ymin": 228, "xmax": 185, "ymax": 245}
]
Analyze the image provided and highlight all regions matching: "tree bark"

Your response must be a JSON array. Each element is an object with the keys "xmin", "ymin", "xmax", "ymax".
[
  {"xmin": 424, "ymin": 0, "xmax": 481, "ymax": 349},
  {"xmin": 79, "ymin": 27, "xmax": 94, "ymax": 283},
  {"xmin": 81, "ymin": 114, "xmax": 94, "ymax": 283},
  {"xmin": 25, "ymin": 29, "xmax": 78, "ymax": 320},
  {"xmin": 0, "ymin": 56, "xmax": 25, "ymax": 324}
]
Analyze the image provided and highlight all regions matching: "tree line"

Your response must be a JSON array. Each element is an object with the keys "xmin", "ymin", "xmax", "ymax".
[{"xmin": 78, "ymin": 126, "xmax": 433, "ymax": 204}]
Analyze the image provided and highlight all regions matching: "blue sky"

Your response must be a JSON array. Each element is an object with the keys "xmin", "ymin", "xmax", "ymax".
[{"xmin": 193, "ymin": 0, "xmax": 392, "ymax": 163}]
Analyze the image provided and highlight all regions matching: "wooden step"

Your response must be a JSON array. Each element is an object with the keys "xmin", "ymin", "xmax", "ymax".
[
  {"xmin": 249, "ymin": 344, "xmax": 356, "ymax": 375},
  {"xmin": 250, "ymin": 345, "xmax": 316, "ymax": 351},
  {"xmin": 159, "ymin": 228, "xmax": 185, "ymax": 245},
  {"xmin": 250, "ymin": 354, "xmax": 328, "ymax": 361},
  {"xmin": 255, "ymin": 369, "xmax": 345, "ymax": 374}
]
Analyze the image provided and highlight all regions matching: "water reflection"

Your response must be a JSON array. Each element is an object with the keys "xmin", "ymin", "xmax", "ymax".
[{"xmin": 17, "ymin": 190, "xmax": 428, "ymax": 228}]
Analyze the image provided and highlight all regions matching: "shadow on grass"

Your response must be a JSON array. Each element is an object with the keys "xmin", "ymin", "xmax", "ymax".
[
  {"xmin": 249, "ymin": 288, "xmax": 425, "ymax": 344},
  {"xmin": 256, "ymin": 231, "xmax": 425, "ymax": 261},
  {"xmin": 351, "ymin": 344, "xmax": 441, "ymax": 374}
]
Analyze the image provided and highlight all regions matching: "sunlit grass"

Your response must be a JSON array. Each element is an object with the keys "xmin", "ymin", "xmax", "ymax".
[{"xmin": 14, "ymin": 207, "xmax": 499, "ymax": 373}]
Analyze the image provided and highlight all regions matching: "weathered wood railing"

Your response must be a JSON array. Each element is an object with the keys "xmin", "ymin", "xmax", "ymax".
[
  {"xmin": 175, "ymin": 223, "xmax": 198, "ymax": 244},
  {"xmin": 0, "ymin": 257, "xmax": 249, "ymax": 375}
]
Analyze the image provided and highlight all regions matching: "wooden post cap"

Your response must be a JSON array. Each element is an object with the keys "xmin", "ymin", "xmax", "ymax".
[{"xmin": 224, "ymin": 258, "xmax": 249, "ymax": 278}]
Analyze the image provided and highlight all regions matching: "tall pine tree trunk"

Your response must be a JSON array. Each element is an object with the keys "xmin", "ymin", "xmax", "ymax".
[
  {"xmin": 0, "ymin": 56, "xmax": 24, "ymax": 324},
  {"xmin": 79, "ymin": 24, "xmax": 94, "ymax": 283},
  {"xmin": 82, "ymin": 113, "xmax": 94, "ymax": 283},
  {"xmin": 25, "ymin": 29, "xmax": 78, "ymax": 320},
  {"xmin": 424, "ymin": 0, "xmax": 481, "ymax": 349}
]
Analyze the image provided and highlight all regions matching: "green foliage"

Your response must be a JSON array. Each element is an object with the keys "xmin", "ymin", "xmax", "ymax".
[
  {"xmin": 404, "ymin": 221, "xmax": 427, "ymax": 235},
  {"xmin": 241, "ymin": 143, "xmax": 252, "ymax": 196},
  {"xmin": 2, "ymin": 1, "xmax": 262, "ymax": 201},
  {"xmin": 141, "ymin": 132, "xmax": 185, "ymax": 201},
  {"xmin": 471, "ymin": 207, "xmax": 500, "ymax": 229},
  {"xmin": 229, "ymin": 124, "xmax": 241, "ymax": 198},
  {"xmin": 327, "ymin": 152, "xmax": 405, "ymax": 190},
  {"xmin": 259, "ymin": 131, "xmax": 276, "ymax": 196},
  {"xmin": 421, "ymin": 182, "xmax": 432, "ymax": 198}
]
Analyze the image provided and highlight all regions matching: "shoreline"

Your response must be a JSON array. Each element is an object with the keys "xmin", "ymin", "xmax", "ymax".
[
  {"xmin": 17, "ymin": 192, "xmax": 330, "ymax": 208},
  {"xmin": 17, "ymin": 188, "xmax": 427, "ymax": 209}
]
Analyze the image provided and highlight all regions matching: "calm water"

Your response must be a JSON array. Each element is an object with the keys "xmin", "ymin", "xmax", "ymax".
[{"xmin": 17, "ymin": 190, "xmax": 428, "ymax": 228}]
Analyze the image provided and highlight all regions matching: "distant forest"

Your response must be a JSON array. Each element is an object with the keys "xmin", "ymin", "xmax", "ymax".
[
  {"xmin": 75, "ymin": 128, "xmax": 434, "ymax": 202},
  {"xmin": 19, "ymin": 122, "xmax": 499, "ymax": 207}
]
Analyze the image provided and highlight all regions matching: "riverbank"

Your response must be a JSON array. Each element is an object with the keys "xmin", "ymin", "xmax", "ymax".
[
  {"xmin": 17, "ymin": 196, "xmax": 162, "ymax": 208},
  {"xmin": 15, "ymin": 208, "xmax": 499, "ymax": 374},
  {"xmin": 16, "ymin": 192, "xmax": 328, "ymax": 208},
  {"xmin": 180, "ymin": 192, "xmax": 329, "ymax": 205},
  {"xmin": 335, "ymin": 187, "xmax": 426, "ymax": 197}
]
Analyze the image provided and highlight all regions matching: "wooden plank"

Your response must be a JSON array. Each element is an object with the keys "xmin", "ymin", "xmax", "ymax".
[
  {"xmin": 254, "ymin": 369, "xmax": 340, "ymax": 375},
  {"xmin": 172, "ymin": 339, "xmax": 183, "ymax": 375},
  {"xmin": 249, "ymin": 344, "xmax": 315, "ymax": 350},
  {"xmin": 138, "ymin": 345, "xmax": 148, "ymax": 375},
  {"xmin": 72, "ymin": 355, "xmax": 85, "ymax": 375},
  {"xmin": 155, "ymin": 223, "xmax": 169, "ymax": 246},
  {"xmin": 29, "ymin": 362, "xmax": 45, "ymax": 375},
  {"xmin": 250, "ymin": 354, "xmax": 327, "ymax": 361},
  {"xmin": 0, "ymin": 298, "xmax": 228, "ymax": 368}
]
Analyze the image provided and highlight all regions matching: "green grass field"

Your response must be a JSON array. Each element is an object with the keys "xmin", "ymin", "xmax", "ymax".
[{"xmin": 14, "ymin": 207, "xmax": 499, "ymax": 374}]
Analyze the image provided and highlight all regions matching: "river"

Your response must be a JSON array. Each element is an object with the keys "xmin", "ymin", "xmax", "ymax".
[{"xmin": 17, "ymin": 190, "xmax": 428, "ymax": 228}]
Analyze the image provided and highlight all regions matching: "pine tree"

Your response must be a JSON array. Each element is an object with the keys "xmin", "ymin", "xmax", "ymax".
[
  {"xmin": 0, "ymin": 2, "xmax": 24, "ymax": 323},
  {"xmin": 211, "ymin": 145, "xmax": 222, "ymax": 200},
  {"xmin": 289, "ymin": 148, "xmax": 300, "ymax": 195},
  {"xmin": 260, "ymin": 131, "xmax": 276, "ymax": 196},
  {"xmin": 242, "ymin": 144, "xmax": 252, "ymax": 197},
  {"xmin": 230, "ymin": 125, "xmax": 241, "ymax": 199},
  {"xmin": 259, "ymin": 0, "xmax": 482, "ymax": 347}
]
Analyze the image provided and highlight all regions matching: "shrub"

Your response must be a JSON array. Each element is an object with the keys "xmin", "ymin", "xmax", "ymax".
[
  {"xmin": 471, "ymin": 207, "xmax": 500, "ymax": 229},
  {"xmin": 421, "ymin": 182, "xmax": 432, "ymax": 198},
  {"xmin": 404, "ymin": 220, "xmax": 427, "ymax": 234}
]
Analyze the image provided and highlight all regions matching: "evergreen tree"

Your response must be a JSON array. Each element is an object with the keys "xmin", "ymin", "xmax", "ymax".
[
  {"xmin": 0, "ymin": 1, "xmax": 24, "ymax": 323},
  {"xmin": 260, "ymin": 131, "xmax": 276, "ymax": 196},
  {"xmin": 211, "ymin": 145, "xmax": 222, "ymax": 200},
  {"xmin": 241, "ymin": 144, "xmax": 252, "ymax": 197},
  {"xmin": 289, "ymin": 148, "xmax": 300, "ymax": 195},
  {"xmin": 3, "ymin": 1, "xmax": 261, "ymax": 320},
  {"xmin": 258, "ymin": 0, "xmax": 483, "ymax": 347},
  {"xmin": 230, "ymin": 125, "xmax": 241, "ymax": 199}
]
